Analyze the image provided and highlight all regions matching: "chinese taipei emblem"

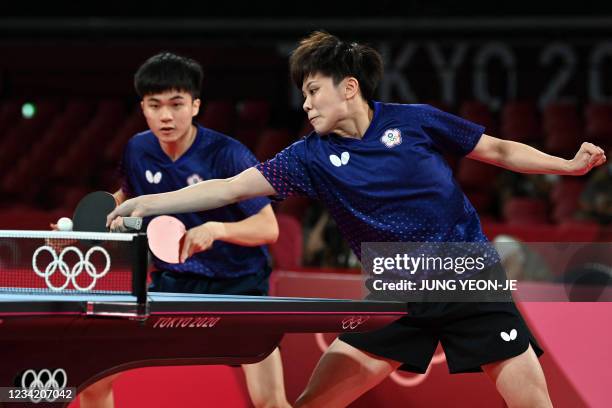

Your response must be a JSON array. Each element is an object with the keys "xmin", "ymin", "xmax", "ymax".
[{"xmin": 381, "ymin": 128, "xmax": 402, "ymax": 148}]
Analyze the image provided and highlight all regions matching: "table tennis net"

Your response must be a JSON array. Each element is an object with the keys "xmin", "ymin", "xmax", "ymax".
[{"xmin": 0, "ymin": 230, "xmax": 146, "ymax": 295}]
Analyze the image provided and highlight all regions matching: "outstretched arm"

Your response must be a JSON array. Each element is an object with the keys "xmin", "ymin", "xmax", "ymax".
[
  {"xmin": 106, "ymin": 167, "xmax": 276, "ymax": 225},
  {"xmin": 467, "ymin": 134, "xmax": 606, "ymax": 175}
]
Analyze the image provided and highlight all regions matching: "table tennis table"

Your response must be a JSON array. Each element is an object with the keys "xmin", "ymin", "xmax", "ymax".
[{"xmin": 0, "ymin": 291, "xmax": 407, "ymax": 407}]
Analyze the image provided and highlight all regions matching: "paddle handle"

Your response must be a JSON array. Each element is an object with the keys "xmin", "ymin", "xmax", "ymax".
[{"xmin": 123, "ymin": 217, "xmax": 143, "ymax": 231}]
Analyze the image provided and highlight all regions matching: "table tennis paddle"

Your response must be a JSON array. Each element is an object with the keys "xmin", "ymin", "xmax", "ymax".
[
  {"xmin": 73, "ymin": 191, "xmax": 142, "ymax": 232},
  {"xmin": 146, "ymin": 215, "xmax": 186, "ymax": 264}
]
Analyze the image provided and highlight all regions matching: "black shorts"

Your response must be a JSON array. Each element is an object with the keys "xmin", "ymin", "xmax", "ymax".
[
  {"xmin": 340, "ymin": 264, "xmax": 544, "ymax": 374},
  {"xmin": 149, "ymin": 266, "xmax": 272, "ymax": 296}
]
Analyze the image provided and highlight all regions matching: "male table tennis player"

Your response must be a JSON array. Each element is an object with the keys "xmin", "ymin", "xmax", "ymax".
[
  {"xmin": 109, "ymin": 32, "xmax": 606, "ymax": 408},
  {"xmin": 80, "ymin": 52, "xmax": 289, "ymax": 408}
]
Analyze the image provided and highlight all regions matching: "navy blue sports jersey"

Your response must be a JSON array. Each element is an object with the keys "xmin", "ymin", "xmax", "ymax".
[
  {"xmin": 120, "ymin": 124, "xmax": 271, "ymax": 278},
  {"xmin": 256, "ymin": 102, "xmax": 496, "ymax": 267}
]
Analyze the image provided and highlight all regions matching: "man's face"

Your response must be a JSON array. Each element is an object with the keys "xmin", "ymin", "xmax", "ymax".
[
  {"xmin": 141, "ymin": 90, "xmax": 200, "ymax": 143},
  {"xmin": 301, "ymin": 73, "xmax": 347, "ymax": 134}
]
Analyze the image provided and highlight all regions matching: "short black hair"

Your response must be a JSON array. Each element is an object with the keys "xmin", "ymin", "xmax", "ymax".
[
  {"xmin": 134, "ymin": 52, "xmax": 203, "ymax": 99},
  {"xmin": 289, "ymin": 31, "xmax": 383, "ymax": 101}
]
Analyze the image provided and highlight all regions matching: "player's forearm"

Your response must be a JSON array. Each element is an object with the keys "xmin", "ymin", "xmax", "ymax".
[
  {"xmin": 140, "ymin": 178, "xmax": 238, "ymax": 216},
  {"xmin": 495, "ymin": 141, "xmax": 571, "ymax": 174},
  {"xmin": 468, "ymin": 135, "xmax": 605, "ymax": 177},
  {"xmin": 109, "ymin": 168, "xmax": 275, "ymax": 222},
  {"xmin": 206, "ymin": 206, "xmax": 279, "ymax": 246},
  {"xmin": 473, "ymin": 138, "xmax": 571, "ymax": 174}
]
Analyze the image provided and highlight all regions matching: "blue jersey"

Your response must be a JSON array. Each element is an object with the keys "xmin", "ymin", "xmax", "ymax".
[
  {"xmin": 256, "ymin": 102, "xmax": 493, "ymax": 265},
  {"xmin": 120, "ymin": 124, "xmax": 271, "ymax": 278}
]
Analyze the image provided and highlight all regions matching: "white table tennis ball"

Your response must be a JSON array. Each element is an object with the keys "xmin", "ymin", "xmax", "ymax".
[{"xmin": 57, "ymin": 217, "xmax": 73, "ymax": 231}]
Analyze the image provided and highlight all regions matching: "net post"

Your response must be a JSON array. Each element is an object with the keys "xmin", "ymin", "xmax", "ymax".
[{"xmin": 131, "ymin": 233, "xmax": 148, "ymax": 307}]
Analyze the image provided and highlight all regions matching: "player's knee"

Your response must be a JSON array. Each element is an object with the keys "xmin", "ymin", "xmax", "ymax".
[
  {"xmin": 522, "ymin": 372, "xmax": 551, "ymax": 407},
  {"xmin": 294, "ymin": 377, "xmax": 363, "ymax": 408},
  {"xmin": 248, "ymin": 384, "xmax": 289, "ymax": 408},
  {"xmin": 506, "ymin": 384, "xmax": 551, "ymax": 408},
  {"xmin": 295, "ymin": 384, "xmax": 367, "ymax": 408},
  {"xmin": 250, "ymin": 392, "xmax": 290, "ymax": 408},
  {"xmin": 507, "ymin": 397, "xmax": 551, "ymax": 408}
]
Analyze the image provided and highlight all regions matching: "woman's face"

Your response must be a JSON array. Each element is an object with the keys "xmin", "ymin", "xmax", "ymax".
[{"xmin": 301, "ymin": 73, "xmax": 348, "ymax": 135}]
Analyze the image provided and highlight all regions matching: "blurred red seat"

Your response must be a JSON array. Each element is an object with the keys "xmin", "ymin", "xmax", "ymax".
[
  {"xmin": 545, "ymin": 127, "xmax": 583, "ymax": 157},
  {"xmin": 254, "ymin": 128, "xmax": 293, "ymax": 161},
  {"xmin": 269, "ymin": 214, "xmax": 303, "ymax": 270},
  {"xmin": 585, "ymin": 103, "xmax": 612, "ymax": 150},
  {"xmin": 103, "ymin": 108, "xmax": 148, "ymax": 164},
  {"xmin": 551, "ymin": 178, "xmax": 585, "ymax": 203},
  {"xmin": 200, "ymin": 100, "xmax": 235, "ymax": 135},
  {"xmin": 233, "ymin": 128, "xmax": 261, "ymax": 152},
  {"xmin": 543, "ymin": 102, "xmax": 583, "ymax": 156},
  {"xmin": 464, "ymin": 190, "xmax": 494, "ymax": 214},
  {"xmin": 501, "ymin": 101, "xmax": 541, "ymax": 144},
  {"xmin": 459, "ymin": 101, "xmax": 498, "ymax": 135},
  {"xmin": 0, "ymin": 100, "xmax": 62, "ymax": 173},
  {"xmin": 276, "ymin": 196, "xmax": 312, "ymax": 221},
  {"xmin": 0, "ymin": 206, "xmax": 55, "ymax": 229},
  {"xmin": 556, "ymin": 220, "xmax": 600, "ymax": 242},
  {"xmin": 543, "ymin": 102, "xmax": 579, "ymax": 128},
  {"xmin": 503, "ymin": 197, "xmax": 550, "ymax": 224},
  {"xmin": 236, "ymin": 100, "xmax": 271, "ymax": 131},
  {"xmin": 456, "ymin": 159, "xmax": 501, "ymax": 191},
  {"xmin": 550, "ymin": 179, "xmax": 586, "ymax": 223}
]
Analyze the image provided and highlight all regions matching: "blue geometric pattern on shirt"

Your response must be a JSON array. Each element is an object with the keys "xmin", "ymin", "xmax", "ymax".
[
  {"xmin": 256, "ymin": 102, "xmax": 499, "ymax": 274},
  {"xmin": 120, "ymin": 124, "xmax": 271, "ymax": 278}
]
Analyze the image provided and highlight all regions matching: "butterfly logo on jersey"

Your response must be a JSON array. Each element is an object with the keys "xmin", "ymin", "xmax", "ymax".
[
  {"xmin": 381, "ymin": 128, "xmax": 402, "ymax": 148},
  {"xmin": 329, "ymin": 151, "xmax": 350, "ymax": 167},
  {"xmin": 500, "ymin": 329, "xmax": 518, "ymax": 342},
  {"xmin": 145, "ymin": 170, "xmax": 162, "ymax": 184},
  {"xmin": 186, "ymin": 174, "xmax": 203, "ymax": 185}
]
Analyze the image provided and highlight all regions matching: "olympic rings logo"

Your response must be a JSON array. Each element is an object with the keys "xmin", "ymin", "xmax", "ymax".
[
  {"xmin": 341, "ymin": 315, "xmax": 370, "ymax": 330},
  {"xmin": 32, "ymin": 245, "xmax": 111, "ymax": 291},
  {"xmin": 20, "ymin": 368, "xmax": 67, "ymax": 403}
]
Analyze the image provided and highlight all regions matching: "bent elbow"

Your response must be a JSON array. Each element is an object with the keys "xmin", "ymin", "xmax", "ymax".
[{"xmin": 266, "ymin": 218, "xmax": 279, "ymax": 244}]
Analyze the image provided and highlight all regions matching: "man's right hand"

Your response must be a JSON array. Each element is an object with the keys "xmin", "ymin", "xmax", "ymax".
[{"xmin": 109, "ymin": 216, "xmax": 125, "ymax": 232}]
